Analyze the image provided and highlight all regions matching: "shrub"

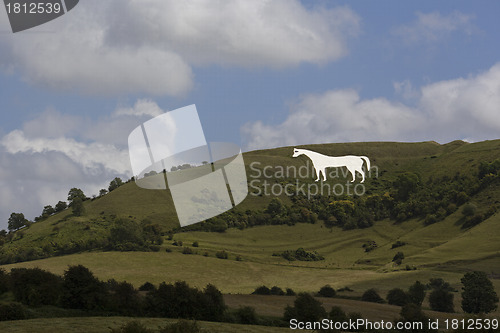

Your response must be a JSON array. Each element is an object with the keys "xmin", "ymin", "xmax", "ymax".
[
  {"xmin": 392, "ymin": 251, "xmax": 405, "ymax": 265},
  {"xmin": 235, "ymin": 306, "xmax": 258, "ymax": 325},
  {"xmin": 317, "ymin": 285, "xmax": 336, "ymax": 298},
  {"xmin": 110, "ymin": 321, "xmax": 154, "ymax": 333},
  {"xmin": 387, "ymin": 288, "xmax": 408, "ymax": 306},
  {"xmin": 138, "ymin": 282, "xmax": 155, "ymax": 292},
  {"xmin": 215, "ymin": 250, "xmax": 228, "ymax": 259},
  {"xmin": 329, "ymin": 306, "xmax": 348, "ymax": 323},
  {"xmin": 270, "ymin": 286, "xmax": 285, "ymax": 296},
  {"xmin": 252, "ymin": 286, "xmax": 271, "ymax": 295},
  {"xmin": 192, "ymin": 241, "xmax": 199, "ymax": 247},
  {"xmin": 159, "ymin": 320, "xmax": 203, "ymax": 333},
  {"xmin": 182, "ymin": 247, "xmax": 194, "ymax": 255},
  {"xmin": 0, "ymin": 303, "xmax": 27, "ymax": 321},
  {"xmin": 284, "ymin": 293, "xmax": 327, "ymax": 323},
  {"xmin": 280, "ymin": 248, "xmax": 324, "ymax": 261},
  {"xmin": 361, "ymin": 288, "xmax": 384, "ymax": 303},
  {"xmin": 462, "ymin": 203, "xmax": 477, "ymax": 217},
  {"xmin": 285, "ymin": 288, "xmax": 296, "ymax": 296},
  {"xmin": 391, "ymin": 241, "xmax": 407, "ymax": 249}
]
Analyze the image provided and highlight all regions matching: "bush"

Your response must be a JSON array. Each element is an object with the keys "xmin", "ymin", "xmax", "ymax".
[
  {"xmin": 182, "ymin": 247, "xmax": 194, "ymax": 255},
  {"xmin": 192, "ymin": 241, "xmax": 199, "ymax": 247},
  {"xmin": 110, "ymin": 321, "xmax": 154, "ymax": 333},
  {"xmin": 138, "ymin": 282, "xmax": 156, "ymax": 292},
  {"xmin": 215, "ymin": 250, "xmax": 228, "ymax": 259},
  {"xmin": 270, "ymin": 286, "xmax": 285, "ymax": 296},
  {"xmin": 391, "ymin": 241, "xmax": 407, "ymax": 249},
  {"xmin": 159, "ymin": 320, "xmax": 203, "ymax": 333},
  {"xmin": 252, "ymin": 286, "xmax": 271, "ymax": 295},
  {"xmin": 317, "ymin": 285, "xmax": 336, "ymax": 298},
  {"xmin": 280, "ymin": 248, "xmax": 324, "ymax": 261},
  {"xmin": 361, "ymin": 288, "xmax": 384, "ymax": 303},
  {"xmin": 235, "ymin": 306, "xmax": 259, "ymax": 325},
  {"xmin": 0, "ymin": 303, "xmax": 27, "ymax": 321},
  {"xmin": 284, "ymin": 293, "xmax": 327, "ymax": 323},
  {"xmin": 387, "ymin": 288, "xmax": 408, "ymax": 306},
  {"xmin": 285, "ymin": 288, "xmax": 296, "ymax": 296},
  {"xmin": 392, "ymin": 251, "xmax": 405, "ymax": 265},
  {"xmin": 462, "ymin": 203, "xmax": 477, "ymax": 217}
]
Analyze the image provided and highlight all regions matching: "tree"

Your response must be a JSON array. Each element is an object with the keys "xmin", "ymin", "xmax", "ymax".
[
  {"xmin": 99, "ymin": 189, "xmax": 108, "ymax": 197},
  {"xmin": 407, "ymin": 281, "xmax": 426, "ymax": 306},
  {"xmin": 387, "ymin": 288, "xmax": 409, "ymax": 306},
  {"xmin": 429, "ymin": 288, "xmax": 454, "ymax": 313},
  {"xmin": 41, "ymin": 205, "xmax": 55, "ymax": 218},
  {"xmin": 8, "ymin": 212, "xmax": 27, "ymax": 231},
  {"xmin": 284, "ymin": 293, "xmax": 327, "ymax": 323},
  {"xmin": 54, "ymin": 201, "xmax": 67, "ymax": 212},
  {"xmin": 461, "ymin": 271, "xmax": 499, "ymax": 314},
  {"xmin": 68, "ymin": 187, "xmax": 86, "ymax": 203},
  {"xmin": 394, "ymin": 172, "xmax": 420, "ymax": 201},
  {"xmin": 71, "ymin": 197, "xmax": 85, "ymax": 216},
  {"xmin": 61, "ymin": 265, "xmax": 106, "ymax": 310},
  {"xmin": 361, "ymin": 288, "xmax": 384, "ymax": 303},
  {"xmin": 317, "ymin": 285, "xmax": 336, "ymax": 298},
  {"xmin": 392, "ymin": 251, "xmax": 405, "ymax": 265},
  {"xmin": 108, "ymin": 177, "xmax": 124, "ymax": 192}
]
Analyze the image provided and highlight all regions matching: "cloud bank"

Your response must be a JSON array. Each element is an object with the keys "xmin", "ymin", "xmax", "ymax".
[
  {"xmin": 243, "ymin": 63, "xmax": 500, "ymax": 150},
  {"xmin": 0, "ymin": 0, "xmax": 359, "ymax": 96}
]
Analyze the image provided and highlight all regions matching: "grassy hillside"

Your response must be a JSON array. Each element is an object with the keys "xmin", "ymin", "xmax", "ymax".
[{"xmin": 1, "ymin": 139, "xmax": 500, "ymax": 320}]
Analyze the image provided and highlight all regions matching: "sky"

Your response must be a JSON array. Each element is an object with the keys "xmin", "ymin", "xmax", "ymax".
[{"xmin": 0, "ymin": 0, "xmax": 499, "ymax": 230}]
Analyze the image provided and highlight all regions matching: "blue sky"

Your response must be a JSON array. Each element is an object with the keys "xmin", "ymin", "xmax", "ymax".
[{"xmin": 0, "ymin": 0, "xmax": 499, "ymax": 229}]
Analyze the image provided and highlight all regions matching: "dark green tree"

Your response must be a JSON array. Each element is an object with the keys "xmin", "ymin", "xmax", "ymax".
[
  {"xmin": 461, "ymin": 271, "xmax": 499, "ymax": 314},
  {"xmin": 362, "ymin": 288, "xmax": 384, "ymax": 303},
  {"xmin": 54, "ymin": 200, "xmax": 67, "ymax": 212},
  {"xmin": 7, "ymin": 212, "xmax": 27, "ymax": 231},
  {"xmin": 67, "ymin": 187, "xmax": 86, "ymax": 203},
  {"xmin": 61, "ymin": 265, "xmax": 106, "ymax": 310},
  {"xmin": 394, "ymin": 172, "xmax": 420, "ymax": 201},
  {"xmin": 407, "ymin": 281, "xmax": 426, "ymax": 306},
  {"xmin": 387, "ymin": 288, "xmax": 409, "ymax": 306},
  {"xmin": 108, "ymin": 177, "xmax": 124, "ymax": 192},
  {"xmin": 284, "ymin": 293, "xmax": 327, "ymax": 322},
  {"xmin": 71, "ymin": 197, "xmax": 85, "ymax": 216},
  {"xmin": 429, "ymin": 288, "xmax": 454, "ymax": 313},
  {"xmin": 317, "ymin": 285, "xmax": 336, "ymax": 298},
  {"xmin": 41, "ymin": 205, "xmax": 55, "ymax": 218},
  {"xmin": 9, "ymin": 267, "xmax": 63, "ymax": 306}
]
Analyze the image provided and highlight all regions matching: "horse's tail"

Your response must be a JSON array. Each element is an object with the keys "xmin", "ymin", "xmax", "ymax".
[{"xmin": 361, "ymin": 156, "xmax": 370, "ymax": 172}]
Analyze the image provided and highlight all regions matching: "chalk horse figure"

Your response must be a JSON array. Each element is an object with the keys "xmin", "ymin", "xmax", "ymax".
[{"xmin": 292, "ymin": 148, "xmax": 371, "ymax": 183}]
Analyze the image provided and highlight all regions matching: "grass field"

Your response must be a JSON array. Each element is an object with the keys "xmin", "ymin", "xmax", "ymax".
[
  {"xmin": 1, "ymin": 140, "xmax": 500, "ymax": 328},
  {"xmin": 0, "ymin": 317, "xmax": 297, "ymax": 333}
]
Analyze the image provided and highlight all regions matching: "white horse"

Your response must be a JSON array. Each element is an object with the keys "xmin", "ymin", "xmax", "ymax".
[{"xmin": 292, "ymin": 148, "xmax": 371, "ymax": 183}]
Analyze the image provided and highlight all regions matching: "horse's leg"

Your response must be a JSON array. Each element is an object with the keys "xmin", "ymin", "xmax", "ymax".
[
  {"xmin": 347, "ymin": 168, "xmax": 355, "ymax": 182},
  {"xmin": 322, "ymin": 168, "xmax": 327, "ymax": 181},
  {"xmin": 314, "ymin": 167, "xmax": 321, "ymax": 182},
  {"xmin": 359, "ymin": 169, "xmax": 365, "ymax": 183}
]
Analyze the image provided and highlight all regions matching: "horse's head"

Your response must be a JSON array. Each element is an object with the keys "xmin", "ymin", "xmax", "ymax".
[{"xmin": 292, "ymin": 148, "xmax": 302, "ymax": 158}]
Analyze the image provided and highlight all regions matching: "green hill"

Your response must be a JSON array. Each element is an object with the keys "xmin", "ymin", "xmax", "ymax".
[{"xmin": 1, "ymin": 139, "xmax": 500, "ymax": 303}]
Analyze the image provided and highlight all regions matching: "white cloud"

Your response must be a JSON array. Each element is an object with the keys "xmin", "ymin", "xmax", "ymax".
[
  {"xmin": 0, "ymin": 99, "xmax": 166, "ymax": 230},
  {"xmin": 114, "ymin": 99, "xmax": 164, "ymax": 118},
  {"xmin": 106, "ymin": 0, "xmax": 360, "ymax": 68},
  {"xmin": 393, "ymin": 11, "xmax": 475, "ymax": 43},
  {"xmin": 243, "ymin": 63, "xmax": 500, "ymax": 150},
  {"xmin": 0, "ymin": 0, "xmax": 359, "ymax": 96}
]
